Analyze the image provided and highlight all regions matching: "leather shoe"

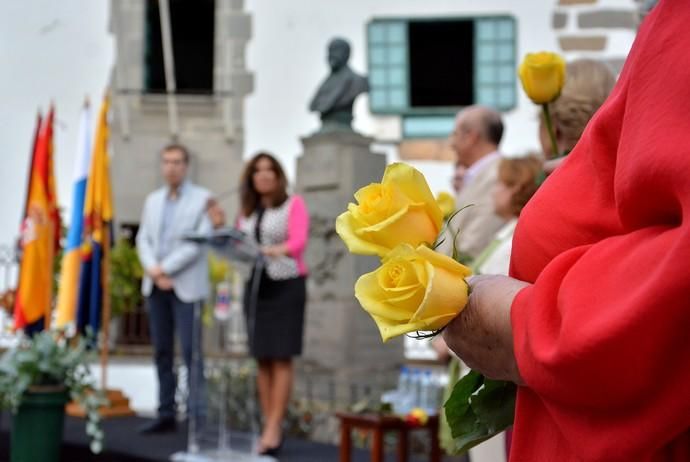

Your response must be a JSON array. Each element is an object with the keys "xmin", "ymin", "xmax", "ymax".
[
  {"xmin": 138, "ymin": 416, "xmax": 177, "ymax": 434},
  {"xmin": 258, "ymin": 438, "xmax": 283, "ymax": 456}
]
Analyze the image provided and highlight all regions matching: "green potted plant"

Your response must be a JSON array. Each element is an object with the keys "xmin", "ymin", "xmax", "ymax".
[
  {"xmin": 108, "ymin": 238, "xmax": 144, "ymax": 348},
  {"xmin": 0, "ymin": 330, "xmax": 105, "ymax": 461}
]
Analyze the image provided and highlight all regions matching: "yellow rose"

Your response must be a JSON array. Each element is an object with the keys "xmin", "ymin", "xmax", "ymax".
[
  {"xmin": 355, "ymin": 244, "xmax": 472, "ymax": 342},
  {"xmin": 518, "ymin": 52, "xmax": 566, "ymax": 104},
  {"xmin": 336, "ymin": 163, "xmax": 444, "ymax": 257},
  {"xmin": 436, "ymin": 191, "xmax": 456, "ymax": 219}
]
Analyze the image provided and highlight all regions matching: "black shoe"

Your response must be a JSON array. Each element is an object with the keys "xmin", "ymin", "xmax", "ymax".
[
  {"xmin": 138, "ymin": 416, "xmax": 177, "ymax": 434},
  {"xmin": 259, "ymin": 439, "xmax": 283, "ymax": 456}
]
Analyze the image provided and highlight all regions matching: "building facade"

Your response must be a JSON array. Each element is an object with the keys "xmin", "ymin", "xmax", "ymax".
[{"xmin": 109, "ymin": 0, "xmax": 254, "ymax": 230}]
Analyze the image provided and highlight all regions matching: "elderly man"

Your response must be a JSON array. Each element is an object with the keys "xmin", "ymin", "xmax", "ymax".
[
  {"xmin": 438, "ymin": 105, "xmax": 506, "ymax": 263},
  {"xmin": 136, "ymin": 144, "xmax": 211, "ymax": 433},
  {"xmin": 444, "ymin": 1, "xmax": 690, "ymax": 459}
]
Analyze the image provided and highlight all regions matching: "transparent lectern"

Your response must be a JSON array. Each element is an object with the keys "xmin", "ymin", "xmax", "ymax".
[{"xmin": 171, "ymin": 228, "xmax": 276, "ymax": 462}]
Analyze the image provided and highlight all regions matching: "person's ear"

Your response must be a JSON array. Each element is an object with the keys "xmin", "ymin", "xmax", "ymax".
[{"xmin": 470, "ymin": 129, "xmax": 481, "ymax": 145}]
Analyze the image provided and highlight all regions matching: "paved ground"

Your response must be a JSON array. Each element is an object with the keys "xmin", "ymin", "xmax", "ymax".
[{"xmin": 0, "ymin": 414, "xmax": 468, "ymax": 462}]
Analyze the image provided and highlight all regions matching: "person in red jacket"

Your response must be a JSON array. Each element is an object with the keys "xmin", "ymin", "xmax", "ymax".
[{"xmin": 442, "ymin": 1, "xmax": 690, "ymax": 460}]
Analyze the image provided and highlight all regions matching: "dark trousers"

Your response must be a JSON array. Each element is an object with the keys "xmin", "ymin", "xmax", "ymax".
[{"xmin": 147, "ymin": 287, "xmax": 206, "ymax": 419}]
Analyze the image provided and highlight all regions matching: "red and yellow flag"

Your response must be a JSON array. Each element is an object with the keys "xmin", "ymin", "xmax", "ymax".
[{"xmin": 14, "ymin": 107, "xmax": 61, "ymax": 329}]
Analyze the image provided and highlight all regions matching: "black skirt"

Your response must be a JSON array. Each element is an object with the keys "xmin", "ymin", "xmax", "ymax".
[{"xmin": 244, "ymin": 270, "xmax": 306, "ymax": 359}]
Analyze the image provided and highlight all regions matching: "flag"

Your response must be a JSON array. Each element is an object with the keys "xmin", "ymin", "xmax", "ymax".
[
  {"xmin": 55, "ymin": 102, "xmax": 93, "ymax": 327},
  {"xmin": 14, "ymin": 107, "xmax": 61, "ymax": 329},
  {"xmin": 76, "ymin": 96, "xmax": 113, "ymax": 334}
]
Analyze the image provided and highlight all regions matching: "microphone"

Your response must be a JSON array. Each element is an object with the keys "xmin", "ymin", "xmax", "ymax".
[
  {"xmin": 182, "ymin": 227, "xmax": 261, "ymax": 263},
  {"xmin": 206, "ymin": 186, "xmax": 241, "ymax": 210}
]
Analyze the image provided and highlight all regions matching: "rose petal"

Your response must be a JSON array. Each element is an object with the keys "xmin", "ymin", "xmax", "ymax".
[
  {"xmin": 382, "ymin": 163, "xmax": 443, "ymax": 232},
  {"xmin": 335, "ymin": 209, "xmax": 391, "ymax": 256},
  {"xmin": 410, "ymin": 261, "xmax": 469, "ymax": 325}
]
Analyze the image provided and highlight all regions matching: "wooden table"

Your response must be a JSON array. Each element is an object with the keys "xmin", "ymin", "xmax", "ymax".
[{"xmin": 336, "ymin": 412, "xmax": 441, "ymax": 462}]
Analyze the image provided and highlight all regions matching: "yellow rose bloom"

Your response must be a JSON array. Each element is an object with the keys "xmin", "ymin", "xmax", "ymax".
[
  {"xmin": 336, "ymin": 163, "xmax": 444, "ymax": 257},
  {"xmin": 436, "ymin": 191, "xmax": 456, "ymax": 219},
  {"xmin": 355, "ymin": 244, "xmax": 472, "ymax": 342},
  {"xmin": 518, "ymin": 51, "xmax": 566, "ymax": 104}
]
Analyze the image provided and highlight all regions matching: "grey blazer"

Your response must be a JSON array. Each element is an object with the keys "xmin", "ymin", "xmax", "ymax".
[
  {"xmin": 437, "ymin": 155, "xmax": 506, "ymax": 261},
  {"xmin": 136, "ymin": 182, "xmax": 212, "ymax": 302}
]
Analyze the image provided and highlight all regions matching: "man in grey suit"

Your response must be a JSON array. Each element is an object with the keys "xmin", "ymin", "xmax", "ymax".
[
  {"xmin": 438, "ymin": 106, "xmax": 506, "ymax": 263},
  {"xmin": 136, "ymin": 144, "xmax": 211, "ymax": 433}
]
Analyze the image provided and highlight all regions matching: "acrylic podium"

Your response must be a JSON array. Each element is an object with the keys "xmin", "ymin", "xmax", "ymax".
[{"xmin": 171, "ymin": 228, "xmax": 276, "ymax": 462}]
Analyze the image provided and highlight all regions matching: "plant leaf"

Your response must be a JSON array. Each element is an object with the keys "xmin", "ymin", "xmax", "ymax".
[
  {"xmin": 471, "ymin": 378, "xmax": 516, "ymax": 433},
  {"xmin": 444, "ymin": 371, "xmax": 516, "ymax": 455},
  {"xmin": 445, "ymin": 370, "xmax": 484, "ymax": 438}
]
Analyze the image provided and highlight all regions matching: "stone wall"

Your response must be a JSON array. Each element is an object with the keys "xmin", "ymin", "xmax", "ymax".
[
  {"xmin": 108, "ymin": 0, "xmax": 254, "ymax": 228},
  {"xmin": 552, "ymin": 0, "xmax": 641, "ymax": 74},
  {"xmin": 296, "ymin": 132, "xmax": 405, "ymax": 378}
]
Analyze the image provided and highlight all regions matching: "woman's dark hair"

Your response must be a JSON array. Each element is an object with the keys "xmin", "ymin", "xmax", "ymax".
[{"xmin": 240, "ymin": 152, "xmax": 289, "ymax": 217}]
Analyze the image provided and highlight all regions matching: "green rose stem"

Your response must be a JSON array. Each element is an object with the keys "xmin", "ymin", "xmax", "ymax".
[{"xmin": 542, "ymin": 103, "xmax": 559, "ymax": 158}]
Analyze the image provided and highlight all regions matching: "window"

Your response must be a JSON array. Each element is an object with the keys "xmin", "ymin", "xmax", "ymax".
[
  {"xmin": 474, "ymin": 18, "xmax": 517, "ymax": 110},
  {"xmin": 408, "ymin": 20, "xmax": 475, "ymax": 108},
  {"xmin": 367, "ymin": 16, "xmax": 517, "ymax": 137},
  {"xmin": 145, "ymin": 0, "xmax": 215, "ymax": 94},
  {"xmin": 368, "ymin": 22, "xmax": 408, "ymax": 111}
]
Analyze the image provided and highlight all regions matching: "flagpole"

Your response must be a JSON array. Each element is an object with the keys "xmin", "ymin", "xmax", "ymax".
[
  {"xmin": 21, "ymin": 112, "xmax": 42, "ymax": 221},
  {"xmin": 65, "ymin": 95, "xmax": 134, "ymax": 419},
  {"xmin": 44, "ymin": 107, "xmax": 55, "ymax": 330},
  {"xmin": 158, "ymin": 0, "xmax": 179, "ymax": 138},
  {"xmin": 100, "ymin": 224, "xmax": 111, "ymax": 391}
]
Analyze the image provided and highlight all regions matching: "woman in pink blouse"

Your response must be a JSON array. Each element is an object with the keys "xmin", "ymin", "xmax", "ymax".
[{"xmin": 236, "ymin": 152, "xmax": 309, "ymax": 456}]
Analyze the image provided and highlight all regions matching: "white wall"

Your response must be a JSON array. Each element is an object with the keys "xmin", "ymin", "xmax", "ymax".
[
  {"xmin": 0, "ymin": 0, "xmax": 114, "ymax": 249},
  {"xmin": 244, "ymin": 0, "xmax": 635, "ymax": 195},
  {"xmin": 243, "ymin": 0, "xmax": 559, "ymax": 195},
  {"xmin": 0, "ymin": 0, "xmax": 637, "ymax": 246}
]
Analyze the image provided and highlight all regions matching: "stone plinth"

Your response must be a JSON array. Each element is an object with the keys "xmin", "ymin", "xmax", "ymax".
[{"xmin": 295, "ymin": 131, "xmax": 405, "ymax": 376}]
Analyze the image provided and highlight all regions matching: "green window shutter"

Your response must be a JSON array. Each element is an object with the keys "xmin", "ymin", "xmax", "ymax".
[
  {"xmin": 402, "ymin": 115, "xmax": 456, "ymax": 139},
  {"xmin": 474, "ymin": 17, "xmax": 517, "ymax": 111},
  {"xmin": 368, "ymin": 20, "xmax": 409, "ymax": 114}
]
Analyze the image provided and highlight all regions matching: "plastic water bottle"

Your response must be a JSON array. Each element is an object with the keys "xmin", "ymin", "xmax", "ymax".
[
  {"xmin": 397, "ymin": 367, "xmax": 410, "ymax": 394},
  {"xmin": 419, "ymin": 370, "xmax": 436, "ymax": 414},
  {"xmin": 409, "ymin": 369, "xmax": 421, "ymax": 410},
  {"xmin": 390, "ymin": 367, "xmax": 410, "ymax": 414}
]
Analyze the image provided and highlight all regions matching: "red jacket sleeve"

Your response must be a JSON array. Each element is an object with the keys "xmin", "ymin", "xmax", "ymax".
[{"xmin": 510, "ymin": 1, "xmax": 690, "ymax": 458}]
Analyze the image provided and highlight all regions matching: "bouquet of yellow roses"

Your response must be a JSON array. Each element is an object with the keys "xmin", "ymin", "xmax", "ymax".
[
  {"xmin": 335, "ymin": 162, "xmax": 472, "ymax": 342},
  {"xmin": 335, "ymin": 50, "xmax": 567, "ymax": 455},
  {"xmin": 335, "ymin": 162, "xmax": 517, "ymax": 455}
]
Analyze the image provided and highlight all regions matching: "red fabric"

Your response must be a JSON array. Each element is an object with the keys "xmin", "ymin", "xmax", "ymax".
[{"xmin": 508, "ymin": 2, "xmax": 690, "ymax": 461}]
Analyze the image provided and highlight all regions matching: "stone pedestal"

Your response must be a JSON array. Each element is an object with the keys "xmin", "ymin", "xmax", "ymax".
[{"xmin": 295, "ymin": 131, "xmax": 405, "ymax": 378}]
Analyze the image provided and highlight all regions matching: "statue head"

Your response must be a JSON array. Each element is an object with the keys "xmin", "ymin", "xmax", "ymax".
[{"xmin": 327, "ymin": 38, "xmax": 351, "ymax": 72}]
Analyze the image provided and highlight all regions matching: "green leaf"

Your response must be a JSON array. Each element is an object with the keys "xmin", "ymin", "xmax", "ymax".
[
  {"xmin": 445, "ymin": 370, "xmax": 484, "ymax": 438},
  {"xmin": 452, "ymin": 427, "xmax": 494, "ymax": 454},
  {"xmin": 0, "ymin": 330, "xmax": 105, "ymax": 452},
  {"xmin": 471, "ymin": 379, "xmax": 516, "ymax": 433},
  {"xmin": 444, "ymin": 371, "xmax": 516, "ymax": 455}
]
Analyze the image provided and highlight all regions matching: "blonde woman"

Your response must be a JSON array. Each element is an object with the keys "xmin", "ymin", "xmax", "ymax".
[{"xmin": 539, "ymin": 59, "xmax": 616, "ymax": 174}]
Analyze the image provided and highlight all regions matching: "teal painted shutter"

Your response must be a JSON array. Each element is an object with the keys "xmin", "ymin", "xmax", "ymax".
[
  {"xmin": 474, "ymin": 17, "xmax": 517, "ymax": 111},
  {"xmin": 368, "ymin": 21, "xmax": 409, "ymax": 113}
]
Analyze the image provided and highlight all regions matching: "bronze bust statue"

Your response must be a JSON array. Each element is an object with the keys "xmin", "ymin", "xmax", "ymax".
[{"xmin": 309, "ymin": 38, "xmax": 369, "ymax": 131}]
